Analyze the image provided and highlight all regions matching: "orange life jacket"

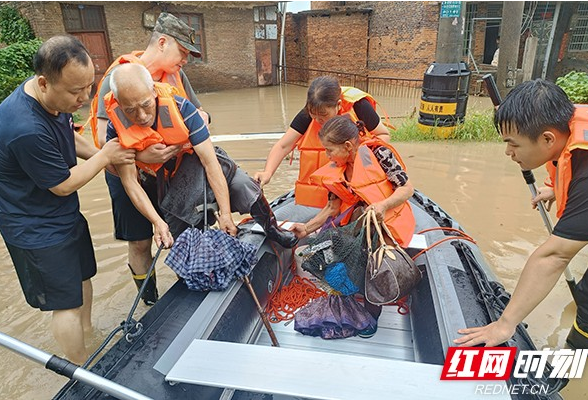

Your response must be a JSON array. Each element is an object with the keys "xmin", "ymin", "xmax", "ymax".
[
  {"xmin": 295, "ymin": 87, "xmax": 378, "ymax": 208},
  {"xmin": 546, "ymin": 105, "xmax": 588, "ymax": 218},
  {"xmin": 89, "ymin": 51, "xmax": 188, "ymax": 148},
  {"xmin": 104, "ymin": 82, "xmax": 192, "ymax": 177},
  {"xmin": 309, "ymin": 138, "xmax": 415, "ymax": 247}
]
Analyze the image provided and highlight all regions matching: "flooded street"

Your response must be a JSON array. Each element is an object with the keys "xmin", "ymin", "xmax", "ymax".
[{"xmin": 0, "ymin": 84, "xmax": 586, "ymax": 398}]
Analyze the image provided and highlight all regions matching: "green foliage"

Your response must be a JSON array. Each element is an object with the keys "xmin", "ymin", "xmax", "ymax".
[
  {"xmin": 390, "ymin": 111, "xmax": 500, "ymax": 142},
  {"xmin": 0, "ymin": 5, "xmax": 35, "ymax": 45},
  {"xmin": 556, "ymin": 71, "xmax": 588, "ymax": 104},
  {"xmin": 0, "ymin": 39, "xmax": 42, "ymax": 102}
]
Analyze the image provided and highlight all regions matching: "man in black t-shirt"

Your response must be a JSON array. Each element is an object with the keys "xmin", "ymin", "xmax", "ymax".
[
  {"xmin": 455, "ymin": 79, "xmax": 588, "ymax": 349},
  {"xmin": 0, "ymin": 36, "xmax": 134, "ymax": 364}
]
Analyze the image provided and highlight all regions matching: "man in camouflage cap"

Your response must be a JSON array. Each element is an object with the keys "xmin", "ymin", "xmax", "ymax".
[
  {"xmin": 90, "ymin": 11, "xmax": 208, "ymax": 306},
  {"xmin": 154, "ymin": 12, "xmax": 201, "ymax": 58}
]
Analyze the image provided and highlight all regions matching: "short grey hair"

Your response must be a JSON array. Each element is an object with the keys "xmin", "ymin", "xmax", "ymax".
[{"xmin": 110, "ymin": 63, "xmax": 154, "ymax": 99}]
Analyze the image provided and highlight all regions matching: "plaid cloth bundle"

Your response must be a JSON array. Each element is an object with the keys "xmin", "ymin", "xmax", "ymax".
[{"xmin": 165, "ymin": 227, "xmax": 258, "ymax": 291}]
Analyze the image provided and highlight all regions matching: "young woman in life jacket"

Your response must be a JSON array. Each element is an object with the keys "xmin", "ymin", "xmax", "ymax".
[
  {"xmin": 290, "ymin": 115, "xmax": 415, "ymax": 337},
  {"xmin": 254, "ymin": 76, "xmax": 391, "ymax": 209}
]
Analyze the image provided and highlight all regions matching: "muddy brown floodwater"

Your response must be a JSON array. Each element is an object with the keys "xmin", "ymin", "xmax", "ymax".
[{"xmin": 0, "ymin": 85, "xmax": 585, "ymax": 399}]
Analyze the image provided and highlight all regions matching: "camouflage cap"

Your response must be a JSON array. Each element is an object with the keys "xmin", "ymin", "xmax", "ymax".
[{"xmin": 154, "ymin": 12, "xmax": 201, "ymax": 58}]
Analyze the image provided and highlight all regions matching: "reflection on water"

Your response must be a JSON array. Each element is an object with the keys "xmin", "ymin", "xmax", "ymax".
[{"xmin": 0, "ymin": 85, "xmax": 585, "ymax": 399}]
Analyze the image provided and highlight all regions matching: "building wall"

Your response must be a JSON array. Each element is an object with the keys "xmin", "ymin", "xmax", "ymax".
[
  {"xmin": 286, "ymin": 2, "xmax": 441, "ymax": 81},
  {"xmin": 13, "ymin": 1, "xmax": 277, "ymax": 92},
  {"xmin": 363, "ymin": 1, "xmax": 439, "ymax": 79},
  {"xmin": 306, "ymin": 11, "xmax": 369, "ymax": 75},
  {"xmin": 284, "ymin": 13, "xmax": 308, "ymax": 82}
]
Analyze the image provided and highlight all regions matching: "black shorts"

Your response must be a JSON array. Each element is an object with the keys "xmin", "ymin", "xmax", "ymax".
[
  {"xmin": 6, "ymin": 215, "xmax": 97, "ymax": 311},
  {"xmin": 106, "ymin": 171, "xmax": 159, "ymax": 242}
]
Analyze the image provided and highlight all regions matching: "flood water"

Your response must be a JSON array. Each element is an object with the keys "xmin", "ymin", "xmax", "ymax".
[{"xmin": 0, "ymin": 84, "xmax": 586, "ymax": 399}]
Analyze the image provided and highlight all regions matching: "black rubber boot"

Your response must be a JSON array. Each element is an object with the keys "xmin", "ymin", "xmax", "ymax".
[
  {"xmin": 566, "ymin": 322, "xmax": 588, "ymax": 349},
  {"xmin": 129, "ymin": 264, "xmax": 159, "ymax": 306},
  {"xmin": 249, "ymin": 194, "xmax": 299, "ymax": 248}
]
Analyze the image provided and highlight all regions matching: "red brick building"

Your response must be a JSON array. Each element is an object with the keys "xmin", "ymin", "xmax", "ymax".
[
  {"xmin": 10, "ymin": 1, "xmax": 281, "ymax": 92},
  {"xmin": 10, "ymin": 2, "xmax": 588, "ymax": 92},
  {"xmin": 285, "ymin": 1, "xmax": 588, "ymax": 83}
]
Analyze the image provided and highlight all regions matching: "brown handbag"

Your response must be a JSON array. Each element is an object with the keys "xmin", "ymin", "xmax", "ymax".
[{"xmin": 364, "ymin": 209, "xmax": 422, "ymax": 305}]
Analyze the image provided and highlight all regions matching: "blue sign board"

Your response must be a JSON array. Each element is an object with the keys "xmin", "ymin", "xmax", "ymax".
[{"xmin": 440, "ymin": 1, "xmax": 462, "ymax": 18}]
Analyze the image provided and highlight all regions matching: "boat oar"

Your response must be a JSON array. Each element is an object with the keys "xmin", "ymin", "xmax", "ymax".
[
  {"xmin": 243, "ymin": 275, "xmax": 280, "ymax": 347},
  {"xmin": 201, "ymin": 167, "xmax": 278, "ymax": 346},
  {"xmin": 0, "ymin": 332, "xmax": 153, "ymax": 400},
  {"xmin": 482, "ymin": 74, "xmax": 577, "ymax": 300}
]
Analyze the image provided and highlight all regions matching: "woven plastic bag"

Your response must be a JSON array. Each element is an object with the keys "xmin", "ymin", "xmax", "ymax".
[{"xmin": 299, "ymin": 215, "xmax": 368, "ymax": 293}]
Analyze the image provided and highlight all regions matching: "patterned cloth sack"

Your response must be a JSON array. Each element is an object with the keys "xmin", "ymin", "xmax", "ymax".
[
  {"xmin": 165, "ymin": 227, "xmax": 257, "ymax": 291},
  {"xmin": 294, "ymin": 295, "xmax": 376, "ymax": 339}
]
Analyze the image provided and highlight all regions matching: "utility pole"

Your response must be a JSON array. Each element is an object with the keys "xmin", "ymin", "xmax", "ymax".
[
  {"xmin": 435, "ymin": 1, "xmax": 465, "ymax": 63},
  {"xmin": 543, "ymin": 2, "xmax": 575, "ymax": 81},
  {"xmin": 497, "ymin": 2, "xmax": 524, "ymax": 98}
]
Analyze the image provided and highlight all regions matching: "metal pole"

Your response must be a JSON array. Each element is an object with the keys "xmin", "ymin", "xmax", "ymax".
[{"xmin": 0, "ymin": 332, "xmax": 153, "ymax": 400}]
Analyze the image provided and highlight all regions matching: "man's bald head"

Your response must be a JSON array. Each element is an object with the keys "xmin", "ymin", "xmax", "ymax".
[
  {"xmin": 110, "ymin": 64, "xmax": 157, "ymax": 127},
  {"xmin": 110, "ymin": 63, "xmax": 154, "ymax": 100}
]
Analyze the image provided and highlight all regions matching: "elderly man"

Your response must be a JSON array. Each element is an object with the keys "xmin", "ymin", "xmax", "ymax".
[
  {"xmin": 90, "ymin": 12, "xmax": 209, "ymax": 305},
  {"xmin": 106, "ymin": 63, "xmax": 298, "ymax": 256}
]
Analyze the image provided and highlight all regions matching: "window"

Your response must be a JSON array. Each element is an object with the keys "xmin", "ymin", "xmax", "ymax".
[
  {"xmin": 61, "ymin": 4, "xmax": 106, "ymax": 32},
  {"xmin": 177, "ymin": 13, "xmax": 205, "ymax": 62},
  {"xmin": 253, "ymin": 5, "xmax": 278, "ymax": 40},
  {"xmin": 569, "ymin": 4, "xmax": 588, "ymax": 51}
]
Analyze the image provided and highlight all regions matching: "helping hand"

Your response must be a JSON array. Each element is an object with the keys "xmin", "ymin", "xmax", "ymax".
[
  {"xmin": 254, "ymin": 171, "xmax": 272, "ymax": 187},
  {"xmin": 291, "ymin": 223, "xmax": 309, "ymax": 239},
  {"xmin": 137, "ymin": 143, "xmax": 182, "ymax": 164},
  {"xmin": 367, "ymin": 202, "xmax": 386, "ymax": 221},
  {"xmin": 102, "ymin": 138, "xmax": 136, "ymax": 165},
  {"xmin": 454, "ymin": 319, "xmax": 516, "ymax": 347}
]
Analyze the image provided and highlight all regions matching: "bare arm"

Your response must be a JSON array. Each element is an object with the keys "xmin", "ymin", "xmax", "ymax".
[
  {"xmin": 50, "ymin": 138, "xmax": 135, "ymax": 197},
  {"xmin": 370, "ymin": 121, "xmax": 391, "ymax": 143},
  {"xmin": 193, "ymin": 139, "xmax": 237, "ymax": 236},
  {"xmin": 371, "ymin": 179, "xmax": 414, "ymax": 221},
  {"xmin": 116, "ymin": 163, "xmax": 173, "ymax": 248},
  {"xmin": 291, "ymin": 197, "xmax": 341, "ymax": 239},
  {"xmin": 75, "ymin": 132, "xmax": 98, "ymax": 160},
  {"xmin": 254, "ymin": 127, "xmax": 302, "ymax": 186},
  {"xmin": 455, "ymin": 234, "xmax": 587, "ymax": 347}
]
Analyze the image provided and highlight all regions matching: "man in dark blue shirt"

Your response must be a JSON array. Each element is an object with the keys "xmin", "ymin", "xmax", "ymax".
[{"xmin": 0, "ymin": 35, "xmax": 135, "ymax": 364}]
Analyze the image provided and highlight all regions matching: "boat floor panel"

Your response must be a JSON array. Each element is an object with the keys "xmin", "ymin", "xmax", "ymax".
[{"xmin": 256, "ymin": 303, "xmax": 415, "ymax": 362}]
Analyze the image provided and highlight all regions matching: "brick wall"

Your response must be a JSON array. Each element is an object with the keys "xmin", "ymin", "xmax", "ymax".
[
  {"xmin": 285, "ymin": 2, "xmax": 440, "ymax": 81},
  {"xmin": 362, "ymin": 1, "xmax": 439, "ymax": 79},
  {"xmin": 306, "ymin": 11, "xmax": 368, "ymax": 75},
  {"xmin": 13, "ymin": 1, "xmax": 278, "ymax": 92}
]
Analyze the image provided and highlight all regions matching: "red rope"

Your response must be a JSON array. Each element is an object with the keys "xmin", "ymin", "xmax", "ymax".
[
  {"xmin": 411, "ymin": 227, "xmax": 476, "ymax": 261},
  {"xmin": 266, "ymin": 275, "xmax": 326, "ymax": 322}
]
